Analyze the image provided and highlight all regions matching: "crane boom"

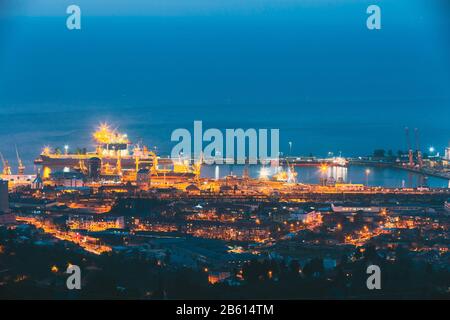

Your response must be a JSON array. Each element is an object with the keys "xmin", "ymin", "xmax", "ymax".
[
  {"xmin": 0, "ymin": 152, "xmax": 12, "ymax": 176},
  {"xmin": 15, "ymin": 145, "xmax": 25, "ymax": 175}
]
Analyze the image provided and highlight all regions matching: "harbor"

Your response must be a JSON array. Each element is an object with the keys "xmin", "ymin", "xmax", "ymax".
[{"xmin": 0, "ymin": 123, "xmax": 447, "ymax": 190}]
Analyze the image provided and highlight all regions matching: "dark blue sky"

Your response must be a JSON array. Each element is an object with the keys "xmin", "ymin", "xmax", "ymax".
[{"xmin": 0, "ymin": 0, "xmax": 449, "ymax": 167}]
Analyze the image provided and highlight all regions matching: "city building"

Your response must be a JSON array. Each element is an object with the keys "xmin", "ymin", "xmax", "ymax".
[
  {"xmin": 0, "ymin": 179, "xmax": 15, "ymax": 224},
  {"xmin": 88, "ymin": 157, "xmax": 102, "ymax": 180},
  {"xmin": 445, "ymin": 145, "xmax": 450, "ymax": 161},
  {"xmin": 67, "ymin": 215, "xmax": 125, "ymax": 231},
  {"xmin": 208, "ymin": 271, "xmax": 231, "ymax": 285},
  {"xmin": 331, "ymin": 204, "xmax": 381, "ymax": 213},
  {"xmin": 31, "ymin": 173, "xmax": 44, "ymax": 190},
  {"xmin": 50, "ymin": 171, "xmax": 85, "ymax": 188},
  {"xmin": 0, "ymin": 174, "xmax": 36, "ymax": 188}
]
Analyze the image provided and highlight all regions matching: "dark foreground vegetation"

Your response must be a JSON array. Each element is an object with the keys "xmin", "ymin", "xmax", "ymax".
[{"xmin": 1, "ymin": 227, "xmax": 449, "ymax": 300}]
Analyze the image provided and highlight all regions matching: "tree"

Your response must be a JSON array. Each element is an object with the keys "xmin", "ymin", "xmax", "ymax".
[
  {"xmin": 373, "ymin": 149, "xmax": 385, "ymax": 158},
  {"xmin": 363, "ymin": 245, "xmax": 378, "ymax": 262},
  {"xmin": 289, "ymin": 259, "xmax": 301, "ymax": 275},
  {"xmin": 303, "ymin": 258, "xmax": 324, "ymax": 278}
]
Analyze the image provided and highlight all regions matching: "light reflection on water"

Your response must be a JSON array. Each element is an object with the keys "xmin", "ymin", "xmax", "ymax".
[{"xmin": 201, "ymin": 164, "xmax": 449, "ymax": 188}]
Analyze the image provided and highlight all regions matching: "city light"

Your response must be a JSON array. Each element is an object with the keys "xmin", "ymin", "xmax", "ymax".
[
  {"xmin": 3, "ymin": 123, "xmax": 450, "ymax": 301},
  {"xmin": 319, "ymin": 164, "xmax": 328, "ymax": 174},
  {"xmin": 259, "ymin": 167, "xmax": 270, "ymax": 180}
]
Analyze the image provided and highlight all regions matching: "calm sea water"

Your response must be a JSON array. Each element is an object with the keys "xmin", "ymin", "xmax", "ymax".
[{"xmin": 201, "ymin": 164, "xmax": 449, "ymax": 188}]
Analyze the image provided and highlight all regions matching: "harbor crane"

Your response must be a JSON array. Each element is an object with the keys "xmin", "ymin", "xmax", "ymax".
[
  {"xmin": 405, "ymin": 127, "xmax": 414, "ymax": 167},
  {"xmin": 192, "ymin": 153, "xmax": 203, "ymax": 183},
  {"xmin": 0, "ymin": 152, "xmax": 12, "ymax": 176},
  {"xmin": 15, "ymin": 145, "xmax": 25, "ymax": 175},
  {"xmin": 414, "ymin": 128, "xmax": 424, "ymax": 169}
]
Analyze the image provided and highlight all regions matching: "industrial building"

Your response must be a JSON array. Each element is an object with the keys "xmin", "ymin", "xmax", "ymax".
[{"xmin": 0, "ymin": 179, "xmax": 15, "ymax": 224}]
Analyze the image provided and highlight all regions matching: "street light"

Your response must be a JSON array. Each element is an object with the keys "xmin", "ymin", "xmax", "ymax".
[
  {"xmin": 259, "ymin": 167, "xmax": 269, "ymax": 180},
  {"xmin": 64, "ymin": 145, "xmax": 69, "ymax": 155},
  {"xmin": 429, "ymin": 146, "xmax": 435, "ymax": 154}
]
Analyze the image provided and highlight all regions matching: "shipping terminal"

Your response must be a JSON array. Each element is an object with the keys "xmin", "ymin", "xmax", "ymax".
[{"xmin": 32, "ymin": 123, "xmax": 198, "ymax": 186}]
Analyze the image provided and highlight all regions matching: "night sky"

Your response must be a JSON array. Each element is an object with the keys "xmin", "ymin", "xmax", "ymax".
[{"xmin": 0, "ymin": 0, "xmax": 449, "ymax": 168}]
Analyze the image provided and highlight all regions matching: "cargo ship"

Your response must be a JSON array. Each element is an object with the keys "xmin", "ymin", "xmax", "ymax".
[{"xmin": 34, "ymin": 124, "xmax": 199, "ymax": 182}]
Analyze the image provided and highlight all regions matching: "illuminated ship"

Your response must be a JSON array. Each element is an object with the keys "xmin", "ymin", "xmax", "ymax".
[{"xmin": 34, "ymin": 123, "xmax": 199, "ymax": 182}]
